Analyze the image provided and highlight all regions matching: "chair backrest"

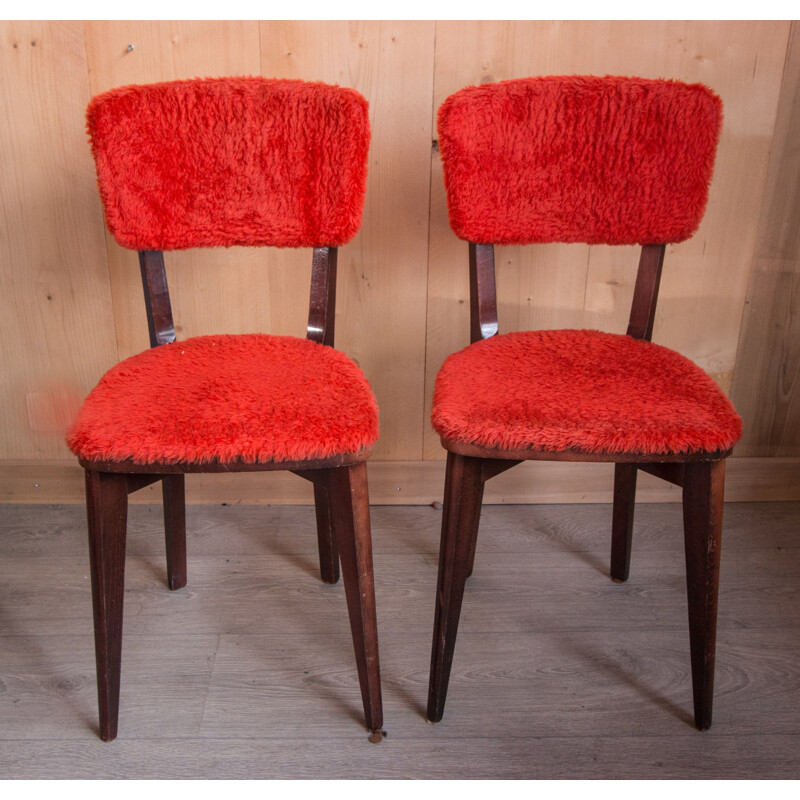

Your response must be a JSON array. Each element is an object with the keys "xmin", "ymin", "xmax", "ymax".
[
  {"xmin": 87, "ymin": 76, "xmax": 370, "ymax": 251},
  {"xmin": 437, "ymin": 75, "xmax": 722, "ymax": 246}
]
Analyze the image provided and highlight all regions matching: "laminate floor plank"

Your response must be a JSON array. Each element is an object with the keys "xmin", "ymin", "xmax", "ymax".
[
  {"xmin": 0, "ymin": 634, "xmax": 219, "ymax": 739},
  {"xmin": 3, "ymin": 500, "xmax": 797, "ymax": 558},
  {"xmin": 0, "ymin": 737, "xmax": 471, "ymax": 780},
  {"xmin": 411, "ymin": 628, "xmax": 800, "ymax": 738},
  {"xmin": 1, "ymin": 546, "xmax": 796, "ymax": 637},
  {"xmin": 460, "ymin": 733, "xmax": 800, "ymax": 779}
]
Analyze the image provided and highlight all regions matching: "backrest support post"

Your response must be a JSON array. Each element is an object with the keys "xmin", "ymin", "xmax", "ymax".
[
  {"xmin": 307, "ymin": 246, "xmax": 338, "ymax": 347},
  {"xmin": 138, "ymin": 250, "xmax": 176, "ymax": 348},
  {"xmin": 626, "ymin": 243, "xmax": 666, "ymax": 341},
  {"xmin": 469, "ymin": 242, "xmax": 499, "ymax": 343}
]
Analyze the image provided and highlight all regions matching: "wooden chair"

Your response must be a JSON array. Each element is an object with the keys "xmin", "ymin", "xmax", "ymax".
[
  {"xmin": 68, "ymin": 77, "xmax": 382, "ymax": 740},
  {"xmin": 427, "ymin": 76, "xmax": 742, "ymax": 730}
]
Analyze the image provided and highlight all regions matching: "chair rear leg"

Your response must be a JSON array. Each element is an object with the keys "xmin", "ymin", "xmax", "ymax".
[
  {"xmin": 610, "ymin": 463, "xmax": 638, "ymax": 582},
  {"xmin": 328, "ymin": 462, "xmax": 382, "ymax": 732},
  {"xmin": 313, "ymin": 483, "xmax": 340, "ymax": 584},
  {"xmin": 161, "ymin": 474, "xmax": 187, "ymax": 590},
  {"xmin": 427, "ymin": 452, "xmax": 484, "ymax": 723},
  {"xmin": 682, "ymin": 459, "xmax": 725, "ymax": 731},
  {"xmin": 85, "ymin": 469, "xmax": 129, "ymax": 742}
]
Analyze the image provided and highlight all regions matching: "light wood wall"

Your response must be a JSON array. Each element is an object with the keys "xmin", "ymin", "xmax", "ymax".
[{"xmin": 2, "ymin": 20, "xmax": 798, "ymax": 504}]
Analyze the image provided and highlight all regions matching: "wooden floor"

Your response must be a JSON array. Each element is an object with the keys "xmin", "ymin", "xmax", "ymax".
[{"xmin": 0, "ymin": 498, "xmax": 798, "ymax": 779}]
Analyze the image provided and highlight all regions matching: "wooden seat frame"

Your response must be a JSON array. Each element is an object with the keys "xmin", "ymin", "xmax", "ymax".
[
  {"xmin": 427, "ymin": 242, "xmax": 730, "ymax": 730},
  {"xmin": 83, "ymin": 246, "xmax": 382, "ymax": 740}
]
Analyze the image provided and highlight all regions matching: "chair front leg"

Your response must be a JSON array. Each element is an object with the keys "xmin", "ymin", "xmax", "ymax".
[
  {"xmin": 85, "ymin": 469, "xmax": 129, "ymax": 742},
  {"xmin": 464, "ymin": 479, "xmax": 485, "ymax": 580},
  {"xmin": 328, "ymin": 462, "xmax": 382, "ymax": 732},
  {"xmin": 313, "ymin": 482, "xmax": 340, "ymax": 584},
  {"xmin": 427, "ymin": 451, "xmax": 484, "ymax": 723},
  {"xmin": 682, "ymin": 458, "xmax": 725, "ymax": 731},
  {"xmin": 161, "ymin": 474, "xmax": 187, "ymax": 590},
  {"xmin": 610, "ymin": 463, "xmax": 638, "ymax": 582}
]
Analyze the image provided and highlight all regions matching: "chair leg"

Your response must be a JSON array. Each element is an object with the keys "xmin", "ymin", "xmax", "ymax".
[
  {"xmin": 610, "ymin": 463, "xmax": 638, "ymax": 582},
  {"xmin": 427, "ymin": 452, "xmax": 484, "ymax": 723},
  {"xmin": 464, "ymin": 479, "xmax": 485, "ymax": 579},
  {"xmin": 162, "ymin": 474, "xmax": 187, "ymax": 590},
  {"xmin": 682, "ymin": 459, "xmax": 725, "ymax": 731},
  {"xmin": 313, "ymin": 482, "xmax": 340, "ymax": 584},
  {"xmin": 85, "ymin": 469, "xmax": 129, "ymax": 742},
  {"xmin": 328, "ymin": 462, "xmax": 383, "ymax": 732}
]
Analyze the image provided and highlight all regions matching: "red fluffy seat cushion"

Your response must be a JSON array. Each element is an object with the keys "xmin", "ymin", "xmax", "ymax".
[
  {"xmin": 432, "ymin": 330, "xmax": 742, "ymax": 456},
  {"xmin": 438, "ymin": 75, "xmax": 722, "ymax": 245},
  {"xmin": 87, "ymin": 77, "xmax": 370, "ymax": 250},
  {"xmin": 67, "ymin": 335, "xmax": 379, "ymax": 465}
]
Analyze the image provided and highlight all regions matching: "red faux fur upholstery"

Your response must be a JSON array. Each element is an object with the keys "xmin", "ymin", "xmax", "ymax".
[
  {"xmin": 87, "ymin": 77, "xmax": 370, "ymax": 250},
  {"xmin": 438, "ymin": 75, "xmax": 722, "ymax": 245},
  {"xmin": 67, "ymin": 335, "xmax": 379, "ymax": 464},
  {"xmin": 432, "ymin": 330, "xmax": 742, "ymax": 456}
]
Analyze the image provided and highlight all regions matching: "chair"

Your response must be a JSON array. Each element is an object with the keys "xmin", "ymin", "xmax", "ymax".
[
  {"xmin": 68, "ymin": 77, "xmax": 382, "ymax": 740},
  {"xmin": 427, "ymin": 75, "xmax": 742, "ymax": 730}
]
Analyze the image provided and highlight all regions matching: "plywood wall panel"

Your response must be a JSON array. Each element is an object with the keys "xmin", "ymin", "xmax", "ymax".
[
  {"xmin": 260, "ymin": 21, "xmax": 436, "ymax": 460},
  {"xmin": 0, "ymin": 21, "xmax": 118, "ymax": 459},
  {"xmin": 731, "ymin": 22, "xmax": 800, "ymax": 457},
  {"xmin": 84, "ymin": 20, "xmax": 262, "ymax": 95}
]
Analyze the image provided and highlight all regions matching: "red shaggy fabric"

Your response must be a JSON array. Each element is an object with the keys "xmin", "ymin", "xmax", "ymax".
[
  {"xmin": 437, "ymin": 75, "xmax": 722, "ymax": 245},
  {"xmin": 432, "ymin": 330, "xmax": 742, "ymax": 456},
  {"xmin": 67, "ymin": 335, "xmax": 379, "ymax": 465},
  {"xmin": 87, "ymin": 77, "xmax": 370, "ymax": 250}
]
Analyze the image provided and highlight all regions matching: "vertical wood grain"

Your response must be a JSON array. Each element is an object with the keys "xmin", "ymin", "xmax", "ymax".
[
  {"xmin": 260, "ymin": 21, "xmax": 436, "ymax": 461},
  {"xmin": 730, "ymin": 22, "xmax": 800, "ymax": 457},
  {"xmin": 0, "ymin": 21, "xmax": 118, "ymax": 459}
]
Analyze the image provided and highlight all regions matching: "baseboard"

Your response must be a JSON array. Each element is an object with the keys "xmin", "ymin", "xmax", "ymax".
[{"xmin": 1, "ymin": 457, "xmax": 798, "ymax": 505}]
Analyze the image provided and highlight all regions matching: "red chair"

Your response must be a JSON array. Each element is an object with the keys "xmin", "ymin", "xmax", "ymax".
[
  {"xmin": 69, "ymin": 77, "xmax": 382, "ymax": 740},
  {"xmin": 427, "ymin": 75, "xmax": 742, "ymax": 730}
]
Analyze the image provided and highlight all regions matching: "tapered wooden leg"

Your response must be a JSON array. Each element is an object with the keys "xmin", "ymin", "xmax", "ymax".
[
  {"xmin": 85, "ymin": 469, "xmax": 129, "ymax": 742},
  {"xmin": 682, "ymin": 459, "xmax": 725, "ymax": 731},
  {"xmin": 328, "ymin": 462, "xmax": 382, "ymax": 732},
  {"xmin": 427, "ymin": 452, "xmax": 484, "ymax": 723},
  {"xmin": 162, "ymin": 474, "xmax": 187, "ymax": 590},
  {"xmin": 313, "ymin": 483, "xmax": 340, "ymax": 584},
  {"xmin": 610, "ymin": 463, "xmax": 638, "ymax": 582},
  {"xmin": 464, "ymin": 480, "xmax": 485, "ymax": 580}
]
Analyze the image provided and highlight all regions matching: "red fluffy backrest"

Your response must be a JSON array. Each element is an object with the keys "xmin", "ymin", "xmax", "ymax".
[
  {"xmin": 438, "ymin": 75, "xmax": 722, "ymax": 246},
  {"xmin": 87, "ymin": 77, "xmax": 371, "ymax": 250}
]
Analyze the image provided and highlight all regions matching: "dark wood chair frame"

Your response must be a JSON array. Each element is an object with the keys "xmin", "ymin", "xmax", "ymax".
[
  {"xmin": 427, "ymin": 242, "xmax": 730, "ymax": 730},
  {"xmin": 82, "ymin": 246, "xmax": 382, "ymax": 740}
]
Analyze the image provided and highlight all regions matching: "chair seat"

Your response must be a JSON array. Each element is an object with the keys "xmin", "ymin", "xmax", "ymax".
[
  {"xmin": 68, "ymin": 334, "xmax": 379, "ymax": 465},
  {"xmin": 432, "ymin": 329, "xmax": 742, "ymax": 456}
]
